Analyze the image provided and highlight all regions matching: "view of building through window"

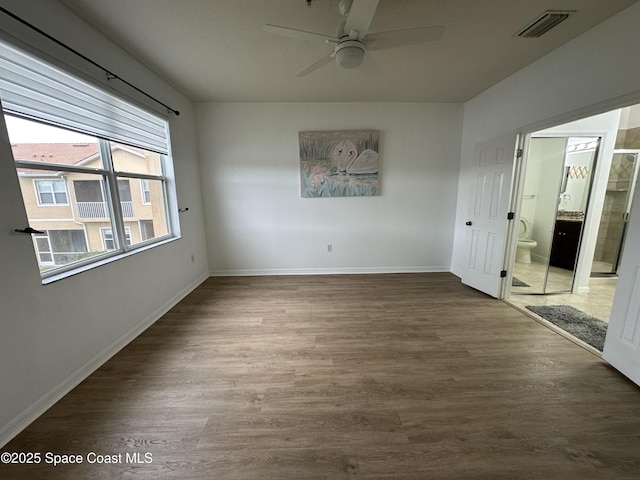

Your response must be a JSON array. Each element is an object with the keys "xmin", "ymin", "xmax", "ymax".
[{"xmin": 7, "ymin": 115, "xmax": 170, "ymax": 275}]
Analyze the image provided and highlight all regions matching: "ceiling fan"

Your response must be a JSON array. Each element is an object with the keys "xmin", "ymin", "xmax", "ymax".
[{"xmin": 263, "ymin": 0, "xmax": 444, "ymax": 76}]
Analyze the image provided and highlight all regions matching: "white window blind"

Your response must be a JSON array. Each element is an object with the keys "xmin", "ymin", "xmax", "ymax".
[{"xmin": 0, "ymin": 39, "xmax": 169, "ymax": 154}]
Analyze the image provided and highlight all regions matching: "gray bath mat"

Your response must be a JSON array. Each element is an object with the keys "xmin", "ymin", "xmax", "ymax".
[
  {"xmin": 525, "ymin": 305, "xmax": 607, "ymax": 351},
  {"xmin": 512, "ymin": 277, "xmax": 530, "ymax": 287}
]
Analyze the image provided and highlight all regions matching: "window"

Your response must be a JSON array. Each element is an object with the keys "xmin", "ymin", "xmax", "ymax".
[
  {"xmin": 141, "ymin": 179, "xmax": 151, "ymax": 204},
  {"xmin": 118, "ymin": 180, "xmax": 133, "ymax": 217},
  {"xmin": 9, "ymin": 118, "xmax": 173, "ymax": 277},
  {"xmin": 139, "ymin": 220, "xmax": 155, "ymax": 241},
  {"xmin": 101, "ymin": 227, "xmax": 132, "ymax": 251},
  {"xmin": 32, "ymin": 230, "xmax": 88, "ymax": 269},
  {"xmin": 48, "ymin": 230, "xmax": 89, "ymax": 264},
  {"xmin": 34, "ymin": 233, "xmax": 53, "ymax": 265},
  {"xmin": 35, "ymin": 179, "xmax": 68, "ymax": 205},
  {"xmin": 74, "ymin": 180, "xmax": 107, "ymax": 218},
  {"xmin": 0, "ymin": 39, "xmax": 177, "ymax": 281}
]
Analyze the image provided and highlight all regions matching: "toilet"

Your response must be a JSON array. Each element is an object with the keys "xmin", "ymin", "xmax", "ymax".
[{"xmin": 516, "ymin": 217, "xmax": 537, "ymax": 263}]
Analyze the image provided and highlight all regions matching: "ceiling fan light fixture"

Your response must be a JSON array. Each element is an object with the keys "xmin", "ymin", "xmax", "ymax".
[
  {"xmin": 335, "ymin": 40, "xmax": 364, "ymax": 69},
  {"xmin": 264, "ymin": 0, "xmax": 444, "ymax": 76}
]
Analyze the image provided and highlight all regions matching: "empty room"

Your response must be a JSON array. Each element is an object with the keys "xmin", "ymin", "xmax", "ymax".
[{"xmin": 1, "ymin": 1, "xmax": 639, "ymax": 478}]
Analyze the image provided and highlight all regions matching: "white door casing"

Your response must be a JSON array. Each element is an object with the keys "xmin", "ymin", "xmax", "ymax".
[
  {"xmin": 462, "ymin": 135, "xmax": 517, "ymax": 298},
  {"xmin": 603, "ymin": 170, "xmax": 640, "ymax": 387}
]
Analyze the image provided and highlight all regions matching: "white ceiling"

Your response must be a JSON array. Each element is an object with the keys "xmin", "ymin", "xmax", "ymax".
[{"xmin": 60, "ymin": 0, "xmax": 637, "ymax": 103}]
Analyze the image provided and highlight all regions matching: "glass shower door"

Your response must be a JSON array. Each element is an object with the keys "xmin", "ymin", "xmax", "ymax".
[{"xmin": 592, "ymin": 151, "xmax": 640, "ymax": 275}]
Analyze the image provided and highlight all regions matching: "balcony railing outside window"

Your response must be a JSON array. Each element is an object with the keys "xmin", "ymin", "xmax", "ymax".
[{"xmin": 77, "ymin": 201, "xmax": 134, "ymax": 219}]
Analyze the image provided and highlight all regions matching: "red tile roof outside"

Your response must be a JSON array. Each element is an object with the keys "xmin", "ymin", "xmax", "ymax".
[
  {"xmin": 12, "ymin": 143, "xmax": 145, "ymax": 175},
  {"xmin": 12, "ymin": 142, "xmax": 99, "ymax": 164},
  {"xmin": 13, "ymin": 143, "xmax": 99, "ymax": 175}
]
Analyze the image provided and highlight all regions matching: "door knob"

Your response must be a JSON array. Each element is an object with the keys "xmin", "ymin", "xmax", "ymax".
[{"xmin": 465, "ymin": 221, "xmax": 472, "ymax": 226}]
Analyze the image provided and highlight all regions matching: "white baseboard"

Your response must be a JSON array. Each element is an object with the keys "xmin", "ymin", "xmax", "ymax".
[
  {"xmin": 0, "ymin": 272, "xmax": 209, "ymax": 449},
  {"xmin": 210, "ymin": 266, "xmax": 451, "ymax": 276}
]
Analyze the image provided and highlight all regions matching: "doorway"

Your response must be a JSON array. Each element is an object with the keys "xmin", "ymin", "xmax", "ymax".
[
  {"xmin": 483, "ymin": 104, "xmax": 640, "ymax": 382},
  {"xmin": 505, "ymin": 108, "xmax": 629, "ymax": 338}
]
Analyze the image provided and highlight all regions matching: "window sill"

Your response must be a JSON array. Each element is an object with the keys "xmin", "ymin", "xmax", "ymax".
[{"xmin": 41, "ymin": 235, "xmax": 182, "ymax": 285}]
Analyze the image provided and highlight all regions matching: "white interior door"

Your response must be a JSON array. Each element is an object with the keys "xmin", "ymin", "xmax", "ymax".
[
  {"xmin": 603, "ymin": 171, "xmax": 640, "ymax": 386},
  {"xmin": 461, "ymin": 135, "xmax": 517, "ymax": 297}
]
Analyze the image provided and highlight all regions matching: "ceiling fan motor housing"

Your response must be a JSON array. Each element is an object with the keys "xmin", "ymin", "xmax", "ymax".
[{"xmin": 335, "ymin": 39, "xmax": 365, "ymax": 69}]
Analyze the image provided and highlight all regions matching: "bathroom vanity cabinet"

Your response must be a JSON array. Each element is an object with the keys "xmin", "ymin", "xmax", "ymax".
[{"xmin": 549, "ymin": 219, "xmax": 583, "ymax": 270}]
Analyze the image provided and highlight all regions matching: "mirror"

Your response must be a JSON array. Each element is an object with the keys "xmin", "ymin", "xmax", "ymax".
[{"xmin": 512, "ymin": 136, "xmax": 599, "ymax": 295}]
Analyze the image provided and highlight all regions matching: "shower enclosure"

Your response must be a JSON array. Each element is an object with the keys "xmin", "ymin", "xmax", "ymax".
[{"xmin": 592, "ymin": 150, "xmax": 640, "ymax": 275}]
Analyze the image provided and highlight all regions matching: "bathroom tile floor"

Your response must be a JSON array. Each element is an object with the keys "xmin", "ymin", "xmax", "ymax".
[{"xmin": 507, "ymin": 260, "xmax": 617, "ymax": 323}]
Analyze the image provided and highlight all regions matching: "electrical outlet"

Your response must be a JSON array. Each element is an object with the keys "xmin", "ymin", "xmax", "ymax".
[{"xmin": 327, "ymin": 244, "xmax": 332, "ymax": 253}]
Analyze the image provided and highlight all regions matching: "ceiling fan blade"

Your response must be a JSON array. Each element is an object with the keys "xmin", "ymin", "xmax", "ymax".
[
  {"xmin": 343, "ymin": 0, "xmax": 380, "ymax": 39},
  {"xmin": 263, "ymin": 24, "xmax": 337, "ymax": 44},
  {"xmin": 296, "ymin": 53, "xmax": 335, "ymax": 77},
  {"xmin": 366, "ymin": 26, "xmax": 444, "ymax": 51}
]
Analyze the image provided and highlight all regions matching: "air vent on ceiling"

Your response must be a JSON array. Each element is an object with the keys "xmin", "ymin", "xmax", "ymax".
[{"xmin": 516, "ymin": 10, "xmax": 575, "ymax": 38}]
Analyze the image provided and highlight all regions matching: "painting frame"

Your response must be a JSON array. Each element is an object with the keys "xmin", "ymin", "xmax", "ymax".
[{"xmin": 299, "ymin": 129, "xmax": 379, "ymax": 197}]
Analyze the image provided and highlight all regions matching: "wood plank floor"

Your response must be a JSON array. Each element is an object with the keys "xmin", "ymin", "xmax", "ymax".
[{"xmin": 2, "ymin": 273, "xmax": 639, "ymax": 479}]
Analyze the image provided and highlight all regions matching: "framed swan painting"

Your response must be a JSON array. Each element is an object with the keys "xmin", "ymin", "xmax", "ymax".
[{"xmin": 299, "ymin": 130, "xmax": 379, "ymax": 197}]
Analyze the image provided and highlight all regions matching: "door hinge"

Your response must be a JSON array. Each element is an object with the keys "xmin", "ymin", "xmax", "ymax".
[
  {"xmin": 516, "ymin": 148, "xmax": 523, "ymax": 158},
  {"xmin": 500, "ymin": 270, "xmax": 507, "ymax": 278},
  {"xmin": 507, "ymin": 212, "xmax": 515, "ymax": 220}
]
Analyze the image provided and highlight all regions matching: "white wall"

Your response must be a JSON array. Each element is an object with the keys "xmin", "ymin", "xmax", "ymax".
[
  {"xmin": 623, "ymin": 104, "xmax": 640, "ymax": 129},
  {"xmin": 196, "ymin": 102, "xmax": 463, "ymax": 275},
  {"xmin": 452, "ymin": 1, "xmax": 640, "ymax": 279},
  {"xmin": 0, "ymin": 0, "xmax": 208, "ymax": 447}
]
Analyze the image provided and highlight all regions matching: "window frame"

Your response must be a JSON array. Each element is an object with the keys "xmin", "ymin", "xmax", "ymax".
[
  {"xmin": 1, "ymin": 37, "xmax": 179, "ymax": 283},
  {"xmin": 100, "ymin": 226, "xmax": 132, "ymax": 251},
  {"xmin": 33, "ymin": 232, "xmax": 54, "ymax": 266},
  {"xmin": 34, "ymin": 178, "xmax": 69, "ymax": 206},
  {"xmin": 10, "ymin": 120, "xmax": 175, "ymax": 281}
]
